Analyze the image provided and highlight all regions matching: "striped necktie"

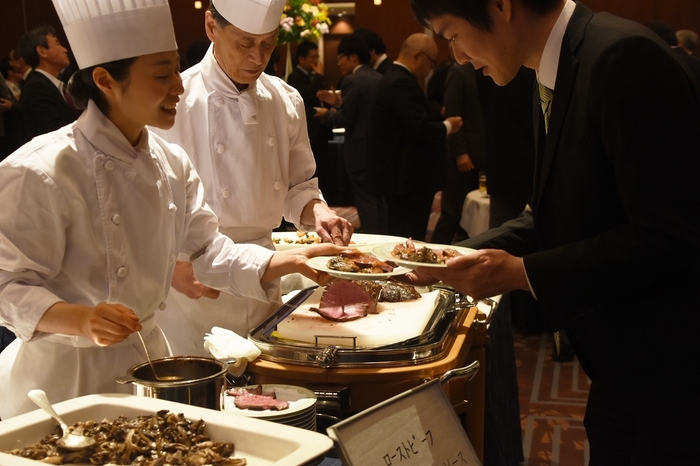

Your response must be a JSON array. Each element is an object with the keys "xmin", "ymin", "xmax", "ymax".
[{"xmin": 538, "ymin": 81, "xmax": 553, "ymax": 134}]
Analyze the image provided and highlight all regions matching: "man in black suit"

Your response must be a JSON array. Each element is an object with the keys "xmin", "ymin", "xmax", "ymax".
[
  {"xmin": 16, "ymin": 25, "xmax": 76, "ymax": 139},
  {"xmin": 352, "ymin": 28, "xmax": 392, "ymax": 74},
  {"xmin": 431, "ymin": 62, "xmax": 485, "ymax": 244},
  {"xmin": 368, "ymin": 33, "xmax": 462, "ymax": 241},
  {"xmin": 409, "ymin": 0, "xmax": 700, "ymax": 464},
  {"xmin": 316, "ymin": 35, "xmax": 386, "ymax": 233},
  {"xmin": 287, "ymin": 41, "xmax": 335, "ymax": 202}
]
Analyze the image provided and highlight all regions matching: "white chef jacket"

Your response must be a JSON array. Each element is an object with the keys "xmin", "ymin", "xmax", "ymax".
[
  {"xmin": 0, "ymin": 101, "xmax": 276, "ymax": 419},
  {"xmin": 152, "ymin": 45, "xmax": 324, "ymax": 352}
]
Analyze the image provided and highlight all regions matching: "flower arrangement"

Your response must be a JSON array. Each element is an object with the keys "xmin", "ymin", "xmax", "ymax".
[{"xmin": 277, "ymin": 0, "xmax": 332, "ymax": 45}]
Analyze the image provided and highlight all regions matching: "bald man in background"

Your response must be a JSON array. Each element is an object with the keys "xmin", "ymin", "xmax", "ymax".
[{"xmin": 368, "ymin": 33, "xmax": 462, "ymax": 240}]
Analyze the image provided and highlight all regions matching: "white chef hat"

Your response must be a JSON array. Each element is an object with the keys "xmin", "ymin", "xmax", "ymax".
[
  {"xmin": 52, "ymin": 0, "xmax": 178, "ymax": 69},
  {"xmin": 212, "ymin": 0, "xmax": 285, "ymax": 35}
]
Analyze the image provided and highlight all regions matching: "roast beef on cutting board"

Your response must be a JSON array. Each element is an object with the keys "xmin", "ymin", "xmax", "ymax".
[
  {"xmin": 310, "ymin": 280, "xmax": 378, "ymax": 321},
  {"xmin": 310, "ymin": 280, "xmax": 421, "ymax": 322}
]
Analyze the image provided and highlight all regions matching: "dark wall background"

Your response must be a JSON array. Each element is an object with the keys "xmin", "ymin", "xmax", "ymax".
[{"xmin": 3, "ymin": 0, "xmax": 699, "ymax": 78}]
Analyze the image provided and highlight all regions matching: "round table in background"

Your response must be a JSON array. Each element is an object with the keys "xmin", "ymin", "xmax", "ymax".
[{"xmin": 460, "ymin": 189, "xmax": 491, "ymax": 237}]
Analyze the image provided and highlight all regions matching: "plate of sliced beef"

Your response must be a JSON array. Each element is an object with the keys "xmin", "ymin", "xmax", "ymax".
[
  {"xmin": 373, "ymin": 239, "xmax": 476, "ymax": 269},
  {"xmin": 223, "ymin": 384, "xmax": 317, "ymax": 419},
  {"xmin": 307, "ymin": 247, "xmax": 412, "ymax": 279}
]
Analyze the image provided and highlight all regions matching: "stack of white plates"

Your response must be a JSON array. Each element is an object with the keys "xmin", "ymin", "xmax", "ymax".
[{"xmin": 222, "ymin": 384, "xmax": 317, "ymax": 431}]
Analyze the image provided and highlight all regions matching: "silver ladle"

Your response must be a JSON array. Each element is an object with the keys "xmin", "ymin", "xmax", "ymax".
[
  {"xmin": 136, "ymin": 330, "xmax": 182, "ymax": 382},
  {"xmin": 27, "ymin": 389, "xmax": 96, "ymax": 451}
]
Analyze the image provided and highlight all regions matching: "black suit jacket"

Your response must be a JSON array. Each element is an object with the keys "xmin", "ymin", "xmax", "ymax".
[
  {"xmin": 444, "ymin": 63, "xmax": 486, "ymax": 169},
  {"xmin": 322, "ymin": 64, "xmax": 381, "ymax": 173},
  {"xmin": 368, "ymin": 64, "xmax": 447, "ymax": 195},
  {"xmin": 287, "ymin": 66, "xmax": 326, "ymax": 139},
  {"xmin": 462, "ymin": 4, "xmax": 700, "ymax": 383},
  {"xmin": 22, "ymin": 70, "xmax": 76, "ymax": 138},
  {"xmin": 374, "ymin": 57, "xmax": 392, "ymax": 74}
]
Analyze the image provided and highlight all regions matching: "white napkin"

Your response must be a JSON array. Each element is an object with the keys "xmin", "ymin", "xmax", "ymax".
[{"xmin": 203, "ymin": 326, "xmax": 261, "ymax": 377}]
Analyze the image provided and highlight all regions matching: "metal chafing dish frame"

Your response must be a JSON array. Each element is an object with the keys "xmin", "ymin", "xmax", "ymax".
[{"xmin": 248, "ymin": 285, "xmax": 498, "ymax": 369}]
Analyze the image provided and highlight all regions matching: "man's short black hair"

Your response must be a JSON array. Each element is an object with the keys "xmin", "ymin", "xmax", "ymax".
[
  {"xmin": 17, "ymin": 25, "xmax": 57, "ymax": 68},
  {"xmin": 410, "ymin": 0, "xmax": 561, "ymax": 32},
  {"xmin": 296, "ymin": 41, "xmax": 319, "ymax": 59},
  {"xmin": 338, "ymin": 35, "xmax": 371, "ymax": 65},
  {"xmin": 352, "ymin": 28, "xmax": 387, "ymax": 55}
]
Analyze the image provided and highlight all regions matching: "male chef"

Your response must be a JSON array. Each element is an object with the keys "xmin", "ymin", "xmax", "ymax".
[{"xmin": 153, "ymin": 0, "xmax": 353, "ymax": 355}]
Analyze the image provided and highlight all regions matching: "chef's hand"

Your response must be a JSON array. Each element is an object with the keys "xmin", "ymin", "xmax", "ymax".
[
  {"xmin": 415, "ymin": 249, "xmax": 530, "ymax": 300},
  {"xmin": 301, "ymin": 200, "xmax": 354, "ymax": 245},
  {"xmin": 171, "ymin": 260, "xmax": 220, "ymax": 300},
  {"xmin": 262, "ymin": 243, "xmax": 347, "ymax": 285},
  {"xmin": 86, "ymin": 303, "xmax": 142, "ymax": 346},
  {"xmin": 36, "ymin": 302, "xmax": 142, "ymax": 346}
]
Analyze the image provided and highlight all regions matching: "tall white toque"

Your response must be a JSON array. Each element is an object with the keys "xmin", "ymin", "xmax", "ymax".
[
  {"xmin": 52, "ymin": 0, "xmax": 178, "ymax": 69},
  {"xmin": 212, "ymin": 0, "xmax": 286, "ymax": 35}
]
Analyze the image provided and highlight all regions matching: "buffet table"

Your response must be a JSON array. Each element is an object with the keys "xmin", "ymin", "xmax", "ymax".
[{"xmin": 246, "ymin": 302, "xmax": 488, "ymax": 462}]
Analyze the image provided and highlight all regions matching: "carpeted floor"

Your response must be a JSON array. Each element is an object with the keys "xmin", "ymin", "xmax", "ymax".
[{"xmin": 514, "ymin": 330, "xmax": 590, "ymax": 466}]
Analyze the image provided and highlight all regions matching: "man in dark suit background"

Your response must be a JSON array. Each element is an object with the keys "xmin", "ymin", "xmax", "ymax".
[
  {"xmin": 316, "ymin": 35, "xmax": 386, "ymax": 233},
  {"xmin": 16, "ymin": 25, "xmax": 76, "ymax": 139},
  {"xmin": 352, "ymin": 28, "xmax": 392, "ymax": 74},
  {"xmin": 409, "ymin": 0, "xmax": 700, "ymax": 464},
  {"xmin": 287, "ymin": 41, "xmax": 335, "ymax": 202},
  {"xmin": 368, "ymin": 33, "xmax": 462, "ymax": 241},
  {"xmin": 431, "ymin": 62, "xmax": 485, "ymax": 244}
]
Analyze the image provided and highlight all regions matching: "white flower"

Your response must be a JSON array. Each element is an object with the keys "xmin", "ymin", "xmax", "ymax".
[
  {"xmin": 301, "ymin": 3, "xmax": 311, "ymax": 12},
  {"xmin": 316, "ymin": 23, "xmax": 329, "ymax": 34}
]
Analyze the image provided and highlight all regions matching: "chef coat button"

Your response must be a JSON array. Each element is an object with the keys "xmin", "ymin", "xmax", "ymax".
[
  {"xmin": 117, "ymin": 267, "xmax": 128, "ymax": 278},
  {"xmin": 169, "ymin": 203, "xmax": 177, "ymax": 212},
  {"xmin": 169, "ymin": 254, "xmax": 176, "ymax": 264},
  {"xmin": 111, "ymin": 214, "xmax": 121, "ymax": 225},
  {"xmin": 273, "ymin": 181, "xmax": 282, "ymax": 190},
  {"xmin": 216, "ymin": 144, "xmax": 225, "ymax": 154},
  {"xmin": 159, "ymin": 302, "xmax": 167, "ymax": 311},
  {"xmin": 267, "ymin": 137, "xmax": 275, "ymax": 146},
  {"xmin": 222, "ymin": 189, "xmax": 231, "ymax": 199},
  {"xmin": 104, "ymin": 160, "xmax": 115, "ymax": 171}
]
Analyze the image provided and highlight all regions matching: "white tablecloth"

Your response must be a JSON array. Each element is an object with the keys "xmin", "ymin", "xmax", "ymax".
[{"xmin": 460, "ymin": 189, "xmax": 490, "ymax": 237}]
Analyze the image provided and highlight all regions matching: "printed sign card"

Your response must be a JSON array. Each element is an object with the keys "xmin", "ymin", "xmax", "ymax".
[{"xmin": 327, "ymin": 381, "xmax": 481, "ymax": 466}]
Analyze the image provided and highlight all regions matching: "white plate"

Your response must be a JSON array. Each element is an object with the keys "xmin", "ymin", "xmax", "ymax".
[
  {"xmin": 0, "ymin": 393, "xmax": 332, "ymax": 466},
  {"xmin": 223, "ymin": 385, "xmax": 317, "ymax": 419},
  {"xmin": 306, "ymin": 255, "xmax": 411, "ymax": 280},
  {"xmin": 272, "ymin": 232, "xmax": 408, "ymax": 251},
  {"xmin": 372, "ymin": 242, "xmax": 477, "ymax": 269}
]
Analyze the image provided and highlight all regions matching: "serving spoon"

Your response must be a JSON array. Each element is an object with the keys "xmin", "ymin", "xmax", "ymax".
[
  {"xmin": 136, "ymin": 330, "xmax": 182, "ymax": 382},
  {"xmin": 27, "ymin": 389, "xmax": 96, "ymax": 451}
]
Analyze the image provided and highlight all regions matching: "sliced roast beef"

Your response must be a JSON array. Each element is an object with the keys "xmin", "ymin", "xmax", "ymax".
[
  {"xmin": 310, "ymin": 280, "xmax": 378, "ymax": 322},
  {"xmin": 226, "ymin": 385, "xmax": 290, "ymax": 411},
  {"xmin": 310, "ymin": 302, "xmax": 371, "ymax": 322},
  {"xmin": 377, "ymin": 282, "xmax": 421, "ymax": 302}
]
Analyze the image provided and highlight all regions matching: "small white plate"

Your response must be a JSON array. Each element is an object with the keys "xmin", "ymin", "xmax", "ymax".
[
  {"xmin": 306, "ymin": 255, "xmax": 411, "ymax": 280},
  {"xmin": 223, "ymin": 384, "xmax": 317, "ymax": 419},
  {"xmin": 372, "ymin": 242, "xmax": 476, "ymax": 269}
]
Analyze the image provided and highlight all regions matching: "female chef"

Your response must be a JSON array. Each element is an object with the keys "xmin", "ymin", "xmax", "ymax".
[{"xmin": 0, "ymin": 0, "xmax": 342, "ymax": 420}]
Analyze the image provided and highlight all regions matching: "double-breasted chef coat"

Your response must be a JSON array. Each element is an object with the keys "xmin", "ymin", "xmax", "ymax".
[
  {"xmin": 152, "ymin": 45, "xmax": 324, "ymax": 354},
  {"xmin": 0, "ymin": 101, "xmax": 276, "ymax": 419}
]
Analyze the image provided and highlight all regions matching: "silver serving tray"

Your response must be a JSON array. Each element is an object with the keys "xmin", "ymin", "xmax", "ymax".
[{"xmin": 248, "ymin": 286, "xmax": 485, "ymax": 368}]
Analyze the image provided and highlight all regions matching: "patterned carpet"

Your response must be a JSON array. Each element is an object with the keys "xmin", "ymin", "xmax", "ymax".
[{"xmin": 514, "ymin": 331, "xmax": 590, "ymax": 466}]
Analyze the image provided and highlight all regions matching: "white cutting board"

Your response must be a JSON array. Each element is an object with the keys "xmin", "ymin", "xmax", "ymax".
[{"xmin": 275, "ymin": 287, "xmax": 440, "ymax": 348}]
